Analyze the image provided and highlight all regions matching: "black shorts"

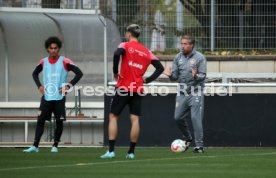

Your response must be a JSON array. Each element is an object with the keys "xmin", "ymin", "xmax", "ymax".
[
  {"xmin": 110, "ymin": 89, "xmax": 142, "ymax": 116},
  {"xmin": 38, "ymin": 96, "xmax": 66, "ymax": 122}
]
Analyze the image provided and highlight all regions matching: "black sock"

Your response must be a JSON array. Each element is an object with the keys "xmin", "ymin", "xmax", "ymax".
[
  {"xmin": 53, "ymin": 141, "xmax": 59, "ymax": 147},
  {"xmin": 33, "ymin": 140, "xmax": 39, "ymax": 148},
  {"xmin": 128, "ymin": 142, "xmax": 136, "ymax": 154},
  {"xmin": 109, "ymin": 140, "xmax": 116, "ymax": 152}
]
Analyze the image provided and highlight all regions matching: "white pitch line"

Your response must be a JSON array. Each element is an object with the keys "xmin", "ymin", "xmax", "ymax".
[{"xmin": 0, "ymin": 152, "xmax": 276, "ymax": 172}]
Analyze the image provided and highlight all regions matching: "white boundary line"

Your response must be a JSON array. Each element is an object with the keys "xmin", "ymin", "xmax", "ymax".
[
  {"xmin": 0, "ymin": 102, "xmax": 104, "ymax": 109},
  {"xmin": 0, "ymin": 152, "xmax": 276, "ymax": 172}
]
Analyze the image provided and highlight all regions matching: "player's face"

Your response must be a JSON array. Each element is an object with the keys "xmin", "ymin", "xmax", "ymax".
[
  {"xmin": 47, "ymin": 43, "xmax": 60, "ymax": 59},
  {"xmin": 181, "ymin": 39, "xmax": 194, "ymax": 55}
]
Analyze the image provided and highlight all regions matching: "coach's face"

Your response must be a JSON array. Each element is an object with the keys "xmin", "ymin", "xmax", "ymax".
[
  {"xmin": 47, "ymin": 43, "xmax": 60, "ymax": 59},
  {"xmin": 181, "ymin": 39, "xmax": 194, "ymax": 55}
]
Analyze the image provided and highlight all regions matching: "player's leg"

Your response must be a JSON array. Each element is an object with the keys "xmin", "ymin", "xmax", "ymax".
[
  {"xmin": 100, "ymin": 89, "xmax": 129, "ymax": 158},
  {"xmin": 174, "ymin": 95, "xmax": 193, "ymax": 142},
  {"xmin": 190, "ymin": 94, "xmax": 204, "ymax": 153},
  {"xmin": 108, "ymin": 91, "xmax": 128, "ymax": 152},
  {"xmin": 23, "ymin": 96, "xmax": 52, "ymax": 153},
  {"xmin": 52, "ymin": 97, "xmax": 66, "ymax": 153},
  {"xmin": 126, "ymin": 93, "xmax": 142, "ymax": 159},
  {"xmin": 129, "ymin": 114, "xmax": 139, "ymax": 144},
  {"xmin": 108, "ymin": 112, "xmax": 119, "ymax": 152},
  {"xmin": 126, "ymin": 114, "xmax": 139, "ymax": 159}
]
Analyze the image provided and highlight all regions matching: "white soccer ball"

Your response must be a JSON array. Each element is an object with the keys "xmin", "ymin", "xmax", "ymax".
[{"xmin": 171, "ymin": 139, "xmax": 187, "ymax": 153}]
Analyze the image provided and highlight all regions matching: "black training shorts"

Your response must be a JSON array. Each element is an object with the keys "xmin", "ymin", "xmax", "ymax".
[
  {"xmin": 110, "ymin": 89, "xmax": 142, "ymax": 116},
  {"xmin": 38, "ymin": 96, "xmax": 66, "ymax": 121}
]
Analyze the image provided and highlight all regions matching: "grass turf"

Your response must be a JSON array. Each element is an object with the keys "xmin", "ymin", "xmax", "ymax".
[{"xmin": 0, "ymin": 147, "xmax": 276, "ymax": 178}]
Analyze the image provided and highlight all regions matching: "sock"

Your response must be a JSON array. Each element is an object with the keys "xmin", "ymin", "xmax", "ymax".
[
  {"xmin": 128, "ymin": 142, "xmax": 136, "ymax": 154},
  {"xmin": 53, "ymin": 141, "xmax": 59, "ymax": 147},
  {"xmin": 109, "ymin": 140, "xmax": 116, "ymax": 152},
  {"xmin": 33, "ymin": 140, "xmax": 39, "ymax": 148}
]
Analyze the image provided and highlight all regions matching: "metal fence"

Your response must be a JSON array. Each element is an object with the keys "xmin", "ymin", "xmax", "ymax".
[
  {"xmin": 0, "ymin": 0, "xmax": 99, "ymax": 9},
  {"xmin": 1, "ymin": 0, "xmax": 276, "ymax": 51},
  {"xmin": 101, "ymin": 0, "xmax": 276, "ymax": 51}
]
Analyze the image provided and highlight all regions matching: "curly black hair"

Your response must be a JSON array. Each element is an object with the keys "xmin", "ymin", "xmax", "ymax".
[{"xmin": 44, "ymin": 36, "xmax": 62, "ymax": 49}]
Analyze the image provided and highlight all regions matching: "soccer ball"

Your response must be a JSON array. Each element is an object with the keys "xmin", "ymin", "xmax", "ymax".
[{"xmin": 171, "ymin": 139, "xmax": 187, "ymax": 153}]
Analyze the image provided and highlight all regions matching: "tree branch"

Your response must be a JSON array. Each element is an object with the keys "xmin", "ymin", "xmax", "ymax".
[{"xmin": 181, "ymin": 0, "xmax": 196, "ymax": 15}]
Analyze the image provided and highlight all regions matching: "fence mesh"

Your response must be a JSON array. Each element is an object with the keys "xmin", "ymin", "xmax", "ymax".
[{"xmin": 1, "ymin": 0, "xmax": 276, "ymax": 51}]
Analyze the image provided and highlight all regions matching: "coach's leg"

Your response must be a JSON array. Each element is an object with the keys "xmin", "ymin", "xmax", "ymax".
[
  {"xmin": 190, "ymin": 94, "xmax": 204, "ymax": 148},
  {"xmin": 174, "ymin": 95, "xmax": 192, "ymax": 141}
]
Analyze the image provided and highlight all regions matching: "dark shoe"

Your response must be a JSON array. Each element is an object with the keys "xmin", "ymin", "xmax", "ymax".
[
  {"xmin": 193, "ymin": 147, "xmax": 204, "ymax": 153},
  {"xmin": 183, "ymin": 139, "xmax": 193, "ymax": 152}
]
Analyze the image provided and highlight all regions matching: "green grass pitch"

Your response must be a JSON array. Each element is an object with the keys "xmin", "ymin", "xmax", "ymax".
[{"xmin": 0, "ymin": 147, "xmax": 276, "ymax": 178}]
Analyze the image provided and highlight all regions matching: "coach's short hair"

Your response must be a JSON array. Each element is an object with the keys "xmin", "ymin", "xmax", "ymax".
[
  {"xmin": 126, "ymin": 24, "xmax": 141, "ymax": 38},
  {"xmin": 181, "ymin": 35, "xmax": 195, "ymax": 45},
  {"xmin": 44, "ymin": 36, "xmax": 62, "ymax": 49}
]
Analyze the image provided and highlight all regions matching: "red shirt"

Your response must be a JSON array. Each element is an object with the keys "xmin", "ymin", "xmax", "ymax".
[
  {"xmin": 116, "ymin": 41, "xmax": 158, "ymax": 92},
  {"xmin": 39, "ymin": 55, "xmax": 74, "ymax": 71}
]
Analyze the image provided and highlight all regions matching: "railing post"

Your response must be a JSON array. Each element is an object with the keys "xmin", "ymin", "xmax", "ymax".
[
  {"xmin": 210, "ymin": 0, "xmax": 215, "ymax": 51},
  {"xmin": 78, "ymin": 89, "xmax": 81, "ymax": 115},
  {"xmin": 103, "ymin": 18, "xmax": 108, "ymax": 93},
  {"xmin": 239, "ymin": 0, "xmax": 244, "ymax": 50},
  {"xmin": 5, "ymin": 54, "xmax": 9, "ymax": 102},
  {"xmin": 22, "ymin": 0, "xmax": 27, "ymax": 7},
  {"xmin": 74, "ymin": 87, "xmax": 78, "ymax": 116},
  {"xmin": 112, "ymin": 0, "xmax": 116, "ymax": 21}
]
